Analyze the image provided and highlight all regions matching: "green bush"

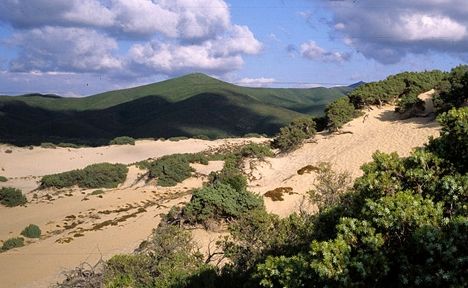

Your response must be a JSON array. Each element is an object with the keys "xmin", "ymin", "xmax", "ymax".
[
  {"xmin": 271, "ymin": 117, "xmax": 316, "ymax": 152},
  {"xmin": 193, "ymin": 135, "xmax": 211, "ymax": 140},
  {"xmin": 1, "ymin": 237, "xmax": 24, "ymax": 251},
  {"xmin": 57, "ymin": 143, "xmax": 81, "ymax": 148},
  {"xmin": 40, "ymin": 142, "xmax": 56, "ymax": 149},
  {"xmin": 0, "ymin": 187, "xmax": 27, "ymax": 207},
  {"xmin": 325, "ymin": 96, "xmax": 356, "ymax": 131},
  {"xmin": 434, "ymin": 65, "xmax": 468, "ymax": 111},
  {"xmin": 168, "ymin": 136, "xmax": 189, "ymax": 142},
  {"xmin": 148, "ymin": 153, "xmax": 209, "ymax": 187},
  {"xmin": 0, "ymin": 176, "xmax": 7, "ymax": 182},
  {"xmin": 109, "ymin": 136, "xmax": 135, "ymax": 146},
  {"xmin": 239, "ymin": 143, "xmax": 274, "ymax": 159},
  {"xmin": 183, "ymin": 184, "xmax": 264, "ymax": 225},
  {"xmin": 40, "ymin": 163, "xmax": 128, "ymax": 189},
  {"xmin": 21, "ymin": 224, "xmax": 41, "ymax": 238}
]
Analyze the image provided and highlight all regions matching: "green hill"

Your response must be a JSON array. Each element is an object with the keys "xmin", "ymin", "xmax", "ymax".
[{"xmin": 0, "ymin": 73, "xmax": 352, "ymax": 146}]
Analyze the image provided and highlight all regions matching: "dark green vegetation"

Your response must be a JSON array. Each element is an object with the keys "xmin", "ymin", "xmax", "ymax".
[
  {"xmin": 183, "ymin": 184, "xmax": 264, "ymax": 226},
  {"xmin": 40, "ymin": 163, "xmax": 128, "ymax": 189},
  {"xmin": 0, "ymin": 73, "xmax": 351, "ymax": 146},
  {"xmin": 434, "ymin": 65, "xmax": 468, "ymax": 111},
  {"xmin": 109, "ymin": 136, "xmax": 135, "ymax": 145},
  {"xmin": 348, "ymin": 70, "xmax": 445, "ymax": 108},
  {"xmin": 271, "ymin": 117, "xmax": 316, "ymax": 152},
  {"xmin": 20, "ymin": 224, "xmax": 41, "ymax": 238},
  {"xmin": 1, "ymin": 237, "xmax": 24, "ymax": 252},
  {"xmin": 57, "ymin": 76, "xmax": 467, "ymax": 287},
  {"xmin": 0, "ymin": 176, "xmax": 7, "ymax": 182},
  {"xmin": 0, "ymin": 187, "xmax": 27, "ymax": 207},
  {"xmin": 146, "ymin": 153, "xmax": 209, "ymax": 187},
  {"xmin": 324, "ymin": 96, "xmax": 357, "ymax": 131}
]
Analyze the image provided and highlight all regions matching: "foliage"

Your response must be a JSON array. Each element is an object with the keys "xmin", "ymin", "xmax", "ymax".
[
  {"xmin": 325, "ymin": 97, "xmax": 356, "ymax": 131},
  {"xmin": 1, "ymin": 237, "xmax": 25, "ymax": 252},
  {"xmin": 57, "ymin": 143, "xmax": 82, "ymax": 148},
  {"xmin": 434, "ymin": 65, "xmax": 468, "ymax": 111},
  {"xmin": 0, "ymin": 187, "xmax": 27, "ymax": 207},
  {"xmin": 103, "ymin": 225, "xmax": 215, "ymax": 288},
  {"xmin": 40, "ymin": 142, "xmax": 56, "ymax": 149},
  {"xmin": 427, "ymin": 107, "xmax": 468, "ymax": 173},
  {"xmin": 40, "ymin": 163, "xmax": 128, "ymax": 189},
  {"xmin": 109, "ymin": 136, "xmax": 135, "ymax": 145},
  {"xmin": 148, "ymin": 153, "xmax": 208, "ymax": 187},
  {"xmin": 239, "ymin": 142, "xmax": 274, "ymax": 159},
  {"xmin": 183, "ymin": 184, "xmax": 264, "ymax": 225},
  {"xmin": 348, "ymin": 70, "xmax": 445, "ymax": 108},
  {"xmin": 271, "ymin": 117, "xmax": 316, "ymax": 152},
  {"xmin": 0, "ymin": 176, "xmax": 7, "ymax": 182},
  {"xmin": 308, "ymin": 162, "xmax": 352, "ymax": 211},
  {"xmin": 4, "ymin": 149, "xmax": 12, "ymax": 153},
  {"xmin": 21, "ymin": 224, "xmax": 41, "ymax": 238},
  {"xmin": 168, "ymin": 136, "xmax": 189, "ymax": 142}
]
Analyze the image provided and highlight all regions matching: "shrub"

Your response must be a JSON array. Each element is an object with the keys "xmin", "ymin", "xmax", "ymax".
[
  {"xmin": 0, "ymin": 187, "xmax": 27, "ymax": 207},
  {"xmin": 239, "ymin": 143, "xmax": 274, "ymax": 159},
  {"xmin": 193, "ymin": 135, "xmax": 211, "ymax": 140},
  {"xmin": 264, "ymin": 187, "xmax": 293, "ymax": 201},
  {"xmin": 1, "ymin": 237, "xmax": 24, "ymax": 251},
  {"xmin": 0, "ymin": 176, "xmax": 7, "ymax": 182},
  {"xmin": 271, "ymin": 117, "xmax": 316, "ymax": 153},
  {"xmin": 148, "ymin": 154, "xmax": 208, "ymax": 187},
  {"xmin": 325, "ymin": 97, "xmax": 356, "ymax": 131},
  {"xmin": 109, "ymin": 136, "xmax": 135, "ymax": 146},
  {"xmin": 41, "ymin": 163, "xmax": 128, "ymax": 189},
  {"xmin": 183, "ymin": 184, "xmax": 264, "ymax": 225},
  {"xmin": 168, "ymin": 136, "xmax": 189, "ymax": 142},
  {"xmin": 40, "ymin": 142, "xmax": 56, "ymax": 149},
  {"xmin": 4, "ymin": 149, "xmax": 12, "ymax": 154},
  {"xmin": 89, "ymin": 189, "xmax": 105, "ymax": 196},
  {"xmin": 57, "ymin": 143, "xmax": 81, "ymax": 148},
  {"xmin": 21, "ymin": 224, "xmax": 41, "ymax": 238}
]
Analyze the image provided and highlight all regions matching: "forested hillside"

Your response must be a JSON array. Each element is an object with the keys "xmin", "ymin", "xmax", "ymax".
[{"xmin": 0, "ymin": 74, "xmax": 350, "ymax": 146}]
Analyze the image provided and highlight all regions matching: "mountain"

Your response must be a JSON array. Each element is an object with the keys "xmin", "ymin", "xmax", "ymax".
[
  {"xmin": 0, "ymin": 73, "xmax": 353, "ymax": 146},
  {"xmin": 348, "ymin": 81, "xmax": 366, "ymax": 89}
]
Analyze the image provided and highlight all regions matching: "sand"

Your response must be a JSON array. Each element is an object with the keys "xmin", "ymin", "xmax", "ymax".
[
  {"xmin": 0, "ymin": 95, "xmax": 441, "ymax": 287},
  {"xmin": 250, "ymin": 93, "xmax": 440, "ymax": 216}
]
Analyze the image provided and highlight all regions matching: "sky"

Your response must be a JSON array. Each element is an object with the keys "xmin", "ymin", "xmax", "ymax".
[{"xmin": 0, "ymin": 0, "xmax": 467, "ymax": 96}]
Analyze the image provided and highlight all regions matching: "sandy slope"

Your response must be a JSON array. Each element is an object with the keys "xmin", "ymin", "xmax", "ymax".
[
  {"xmin": 0, "ymin": 95, "xmax": 441, "ymax": 287},
  {"xmin": 249, "ymin": 102, "xmax": 440, "ymax": 216},
  {"xmin": 0, "ymin": 139, "xmax": 258, "ymax": 288}
]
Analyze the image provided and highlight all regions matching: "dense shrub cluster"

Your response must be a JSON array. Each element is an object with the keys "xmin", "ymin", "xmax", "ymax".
[
  {"xmin": 324, "ymin": 97, "xmax": 356, "ymax": 131},
  {"xmin": 148, "ymin": 153, "xmax": 209, "ymax": 187},
  {"xmin": 0, "ymin": 187, "xmax": 27, "ymax": 207},
  {"xmin": 109, "ymin": 136, "xmax": 136, "ymax": 145},
  {"xmin": 0, "ymin": 176, "xmax": 7, "ymax": 182},
  {"xmin": 21, "ymin": 224, "xmax": 41, "ymax": 238},
  {"xmin": 183, "ymin": 184, "xmax": 264, "ymax": 225},
  {"xmin": 238, "ymin": 143, "xmax": 274, "ymax": 159},
  {"xmin": 348, "ymin": 70, "xmax": 445, "ymax": 108},
  {"xmin": 434, "ymin": 65, "xmax": 468, "ymax": 111},
  {"xmin": 1, "ymin": 237, "xmax": 24, "ymax": 252},
  {"xmin": 271, "ymin": 117, "xmax": 316, "ymax": 152},
  {"xmin": 40, "ymin": 163, "xmax": 128, "ymax": 189}
]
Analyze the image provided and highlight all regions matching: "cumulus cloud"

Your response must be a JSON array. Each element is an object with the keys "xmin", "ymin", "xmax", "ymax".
[
  {"xmin": 236, "ymin": 77, "xmax": 276, "ymax": 87},
  {"xmin": 8, "ymin": 27, "xmax": 122, "ymax": 73},
  {"xmin": 300, "ymin": 41, "xmax": 351, "ymax": 62},
  {"xmin": 0, "ymin": 0, "xmax": 261, "ymax": 77},
  {"xmin": 320, "ymin": 0, "xmax": 468, "ymax": 63}
]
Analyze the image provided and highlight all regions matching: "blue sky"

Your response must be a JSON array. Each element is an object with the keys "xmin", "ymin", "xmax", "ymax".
[{"xmin": 0, "ymin": 0, "xmax": 466, "ymax": 96}]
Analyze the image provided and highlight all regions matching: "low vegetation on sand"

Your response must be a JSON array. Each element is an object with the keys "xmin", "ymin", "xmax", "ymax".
[
  {"xmin": 40, "ymin": 163, "xmax": 128, "ymax": 189},
  {"xmin": 0, "ymin": 176, "xmax": 7, "ymax": 182},
  {"xmin": 58, "ymin": 104, "xmax": 467, "ymax": 287},
  {"xmin": 109, "ymin": 136, "xmax": 135, "ymax": 146},
  {"xmin": 271, "ymin": 117, "xmax": 316, "ymax": 153},
  {"xmin": 20, "ymin": 224, "xmax": 41, "ymax": 239},
  {"xmin": 1, "ymin": 237, "xmax": 24, "ymax": 252},
  {"xmin": 0, "ymin": 187, "xmax": 27, "ymax": 207}
]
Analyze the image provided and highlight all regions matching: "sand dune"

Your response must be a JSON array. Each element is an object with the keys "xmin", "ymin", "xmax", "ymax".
[{"xmin": 0, "ymin": 97, "xmax": 441, "ymax": 287}]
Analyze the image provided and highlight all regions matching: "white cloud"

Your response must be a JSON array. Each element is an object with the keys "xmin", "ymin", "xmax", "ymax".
[
  {"xmin": 0, "ymin": 0, "xmax": 262, "ymax": 78},
  {"xmin": 9, "ymin": 27, "xmax": 122, "ymax": 73},
  {"xmin": 300, "ymin": 41, "xmax": 351, "ymax": 62},
  {"xmin": 321, "ymin": 0, "xmax": 468, "ymax": 63},
  {"xmin": 236, "ymin": 77, "xmax": 276, "ymax": 87}
]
